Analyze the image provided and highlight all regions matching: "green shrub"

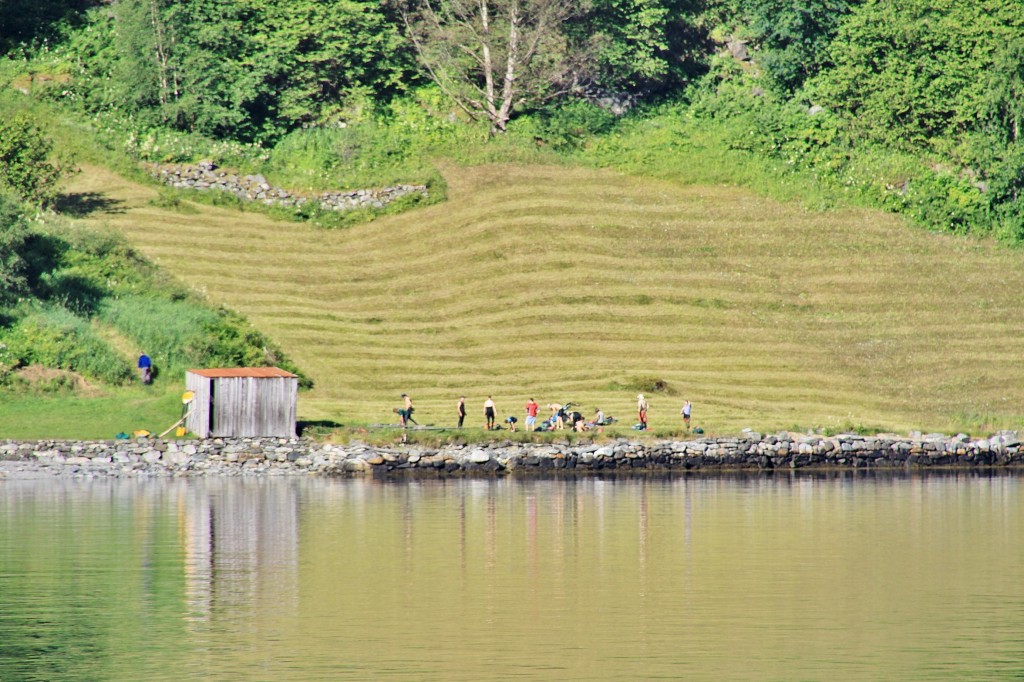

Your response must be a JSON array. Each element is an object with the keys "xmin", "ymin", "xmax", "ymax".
[
  {"xmin": 1, "ymin": 306, "xmax": 133, "ymax": 384},
  {"xmin": 535, "ymin": 100, "xmax": 619, "ymax": 150},
  {"xmin": 0, "ymin": 191, "xmax": 30, "ymax": 305},
  {"xmin": 98, "ymin": 296, "xmax": 310, "ymax": 386},
  {"xmin": 97, "ymin": 296, "xmax": 217, "ymax": 373},
  {"xmin": 266, "ymin": 120, "xmax": 439, "ymax": 191},
  {"xmin": 0, "ymin": 113, "xmax": 66, "ymax": 204}
]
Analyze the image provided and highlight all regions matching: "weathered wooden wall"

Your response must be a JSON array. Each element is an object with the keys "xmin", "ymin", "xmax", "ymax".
[
  {"xmin": 185, "ymin": 373, "xmax": 213, "ymax": 438},
  {"xmin": 212, "ymin": 376, "xmax": 297, "ymax": 438},
  {"xmin": 185, "ymin": 371, "xmax": 297, "ymax": 438}
]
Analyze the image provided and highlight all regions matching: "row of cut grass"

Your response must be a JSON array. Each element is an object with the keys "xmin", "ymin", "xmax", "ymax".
[{"xmin": 58, "ymin": 159, "xmax": 1024, "ymax": 436}]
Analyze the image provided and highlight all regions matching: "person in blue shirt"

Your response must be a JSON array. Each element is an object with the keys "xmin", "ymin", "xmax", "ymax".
[{"xmin": 138, "ymin": 354, "xmax": 152, "ymax": 384}]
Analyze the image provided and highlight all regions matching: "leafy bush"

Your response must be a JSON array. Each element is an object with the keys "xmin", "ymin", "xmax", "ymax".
[
  {"xmin": 0, "ymin": 197, "xmax": 312, "ymax": 391},
  {"xmin": 267, "ymin": 117, "xmax": 441, "ymax": 191},
  {"xmin": 1, "ymin": 306, "xmax": 133, "ymax": 384},
  {"xmin": 745, "ymin": 0, "xmax": 858, "ymax": 94},
  {"xmin": 0, "ymin": 113, "xmax": 66, "ymax": 204},
  {"xmin": 806, "ymin": 0, "xmax": 1024, "ymax": 151},
  {"xmin": 48, "ymin": 0, "xmax": 411, "ymax": 144},
  {"xmin": 98, "ymin": 296, "xmax": 310, "ymax": 387},
  {"xmin": 535, "ymin": 99, "xmax": 619, "ymax": 150},
  {"xmin": 0, "ymin": 191, "xmax": 29, "ymax": 305}
]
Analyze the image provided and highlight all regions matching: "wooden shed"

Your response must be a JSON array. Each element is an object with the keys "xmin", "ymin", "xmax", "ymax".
[{"xmin": 185, "ymin": 367, "xmax": 298, "ymax": 439}]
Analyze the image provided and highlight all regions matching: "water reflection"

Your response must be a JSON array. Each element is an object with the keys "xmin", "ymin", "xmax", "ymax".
[
  {"xmin": 0, "ymin": 471, "xmax": 1022, "ymax": 681},
  {"xmin": 180, "ymin": 480, "xmax": 301, "ymax": 628}
]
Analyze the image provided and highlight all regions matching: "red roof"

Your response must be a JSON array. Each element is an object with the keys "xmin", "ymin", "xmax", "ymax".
[{"xmin": 187, "ymin": 367, "xmax": 297, "ymax": 379}]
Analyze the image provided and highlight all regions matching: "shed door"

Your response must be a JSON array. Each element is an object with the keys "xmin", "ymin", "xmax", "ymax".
[{"xmin": 208, "ymin": 379, "xmax": 216, "ymax": 436}]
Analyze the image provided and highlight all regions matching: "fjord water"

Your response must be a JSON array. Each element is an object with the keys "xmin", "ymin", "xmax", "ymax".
[{"xmin": 1, "ymin": 474, "xmax": 1022, "ymax": 681}]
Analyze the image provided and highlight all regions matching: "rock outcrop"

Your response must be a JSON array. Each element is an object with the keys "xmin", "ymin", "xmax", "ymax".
[{"xmin": 148, "ymin": 160, "xmax": 428, "ymax": 212}]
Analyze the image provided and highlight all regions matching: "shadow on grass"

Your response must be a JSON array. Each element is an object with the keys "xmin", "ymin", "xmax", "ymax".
[
  {"xmin": 53, "ymin": 191, "xmax": 124, "ymax": 217},
  {"xmin": 298, "ymin": 419, "xmax": 344, "ymax": 437}
]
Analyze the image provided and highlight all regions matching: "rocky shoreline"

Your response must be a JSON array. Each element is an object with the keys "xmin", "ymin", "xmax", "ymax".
[
  {"xmin": 148, "ymin": 160, "xmax": 428, "ymax": 212},
  {"xmin": 1, "ymin": 431, "xmax": 1021, "ymax": 480}
]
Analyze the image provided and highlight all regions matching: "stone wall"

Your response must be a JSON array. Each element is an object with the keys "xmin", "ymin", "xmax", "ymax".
[
  {"xmin": 148, "ymin": 161, "xmax": 428, "ymax": 212},
  {"xmin": 1, "ymin": 432, "xmax": 1021, "ymax": 479}
]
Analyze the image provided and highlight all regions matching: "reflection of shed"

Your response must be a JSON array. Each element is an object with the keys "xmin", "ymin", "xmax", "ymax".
[{"xmin": 185, "ymin": 367, "xmax": 298, "ymax": 438}]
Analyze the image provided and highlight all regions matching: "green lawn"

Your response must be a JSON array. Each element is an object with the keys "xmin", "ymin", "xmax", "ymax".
[{"xmin": 0, "ymin": 385, "xmax": 184, "ymax": 441}]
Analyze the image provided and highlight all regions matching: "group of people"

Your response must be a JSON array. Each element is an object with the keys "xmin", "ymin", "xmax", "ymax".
[
  {"xmin": 397, "ymin": 393, "xmax": 694, "ymax": 432},
  {"xmin": 505, "ymin": 400, "xmax": 610, "ymax": 433},
  {"xmin": 636, "ymin": 393, "xmax": 692, "ymax": 431}
]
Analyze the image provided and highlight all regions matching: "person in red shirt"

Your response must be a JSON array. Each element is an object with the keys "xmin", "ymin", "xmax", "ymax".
[{"xmin": 524, "ymin": 398, "xmax": 539, "ymax": 431}]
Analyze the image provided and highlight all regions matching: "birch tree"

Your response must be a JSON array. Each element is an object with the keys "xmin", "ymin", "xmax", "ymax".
[{"xmin": 397, "ymin": 0, "xmax": 588, "ymax": 133}]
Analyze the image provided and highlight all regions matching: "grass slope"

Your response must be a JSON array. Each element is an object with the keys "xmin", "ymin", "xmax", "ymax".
[{"xmin": 60, "ymin": 161, "xmax": 1024, "ymax": 436}]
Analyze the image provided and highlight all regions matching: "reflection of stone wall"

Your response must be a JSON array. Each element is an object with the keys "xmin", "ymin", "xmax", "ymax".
[
  {"xmin": 147, "ymin": 161, "xmax": 428, "ymax": 212},
  {"xmin": 2, "ymin": 432, "xmax": 1022, "ymax": 477}
]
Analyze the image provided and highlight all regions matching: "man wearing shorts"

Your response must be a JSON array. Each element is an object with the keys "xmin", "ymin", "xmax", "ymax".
[
  {"xmin": 484, "ymin": 396, "xmax": 496, "ymax": 430},
  {"xmin": 547, "ymin": 403, "xmax": 564, "ymax": 430},
  {"xmin": 525, "ymin": 398, "xmax": 539, "ymax": 431},
  {"xmin": 398, "ymin": 393, "xmax": 417, "ymax": 427},
  {"xmin": 637, "ymin": 394, "xmax": 648, "ymax": 430}
]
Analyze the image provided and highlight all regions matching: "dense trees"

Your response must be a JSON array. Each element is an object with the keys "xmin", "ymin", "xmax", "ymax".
[
  {"xmin": 3, "ymin": 0, "xmax": 1024, "ymax": 240},
  {"xmin": 43, "ymin": 0, "xmax": 708, "ymax": 140},
  {"xmin": 566, "ymin": 0, "xmax": 709, "ymax": 93},
  {"xmin": 687, "ymin": 0, "xmax": 1024, "ymax": 240},
  {"xmin": 0, "ymin": 0, "xmax": 94, "ymax": 54},
  {"xmin": 808, "ymin": 0, "xmax": 1024, "ymax": 148},
  {"xmin": 62, "ymin": 0, "xmax": 411, "ymax": 142},
  {"xmin": 396, "ymin": 0, "xmax": 709, "ymax": 132},
  {"xmin": 745, "ymin": 0, "xmax": 858, "ymax": 94}
]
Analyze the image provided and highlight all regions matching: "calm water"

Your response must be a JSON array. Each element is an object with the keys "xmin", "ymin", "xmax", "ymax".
[{"xmin": 1, "ymin": 472, "xmax": 1022, "ymax": 681}]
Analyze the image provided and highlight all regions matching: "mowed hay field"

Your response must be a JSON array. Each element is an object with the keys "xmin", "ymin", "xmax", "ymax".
[{"xmin": 64, "ymin": 162, "xmax": 1024, "ymax": 434}]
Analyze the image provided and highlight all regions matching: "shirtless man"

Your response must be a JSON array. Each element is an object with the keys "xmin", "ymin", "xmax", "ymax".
[
  {"xmin": 399, "ymin": 393, "xmax": 418, "ymax": 427},
  {"xmin": 637, "ymin": 394, "xmax": 648, "ymax": 430},
  {"xmin": 484, "ymin": 396, "xmax": 496, "ymax": 430},
  {"xmin": 547, "ymin": 403, "xmax": 565, "ymax": 430}
]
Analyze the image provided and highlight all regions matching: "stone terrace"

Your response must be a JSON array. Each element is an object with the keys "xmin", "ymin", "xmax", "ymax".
[{"xmin": 0, "ymin": 432, "xmax": 1021, "ymax": 479}]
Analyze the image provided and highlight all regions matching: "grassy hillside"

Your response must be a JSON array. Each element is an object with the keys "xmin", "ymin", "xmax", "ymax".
[{"xmin": 57, "ymin": 161, "xmax": 1024, "ymax": 436}]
